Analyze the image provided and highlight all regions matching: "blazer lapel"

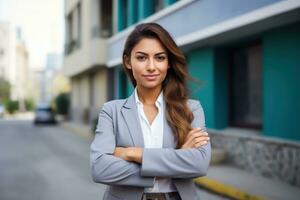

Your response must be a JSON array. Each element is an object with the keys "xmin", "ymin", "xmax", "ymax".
[{"xmin": 120, "ymin": 93, "xmax": 145, "ymax": 147}]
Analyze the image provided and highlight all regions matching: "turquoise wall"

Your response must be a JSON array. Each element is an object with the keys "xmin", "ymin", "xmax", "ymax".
[
  {"xmin": 263, "ymin": 22, "xmax": 300, "ymax": 140},
  {"xmin": 117, "ymin": 0, "xmax": 178, "ymax": 31},
  {"xmin": 186, "ymin": 22, "xmax": 300, "ymax": 140},
  {"xmin": 164, "ymin": 0, "xmax": 177, "ymax": 6},
  {"xmin": 126, "ymin": 76, "xmax": 134, "ymax": 97},
  {"xmin": 138, "ymin": 0, "xmax": 154, "ymax": 21},
  {"xmin": 127, "ymin": 0, "xmax": 138, "ymax": 26},
  {"xmin": 117, "ymin": 67, "xmax": 134, "ymax": 99},
  {"xmin": 187, "ymin": 48, "xmax": 215, "ymax": 128},
  {"xmin": 117, "ymin": 0, "xmax": 127, "ymax": 32},
  {"xmin": 187, "ymin": 48, "xmax": 229, "ymax": 129}
]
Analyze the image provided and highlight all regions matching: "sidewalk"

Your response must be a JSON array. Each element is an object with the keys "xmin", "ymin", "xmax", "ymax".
[
  {"xmin": 195, "ymin": 164, "xmax": 300, "ymax": 200},
  {"xmin": 61, "ymin": 121, "xmax": 300, "ymax": 200},
  {"xmin": 1, "ymin": 112, "xmax": 34, "ymax": 120}
]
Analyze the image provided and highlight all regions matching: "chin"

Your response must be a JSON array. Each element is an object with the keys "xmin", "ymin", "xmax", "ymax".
[{"xmin": 141, "ymin": 82, "xmax": 162, "ymax": 89}]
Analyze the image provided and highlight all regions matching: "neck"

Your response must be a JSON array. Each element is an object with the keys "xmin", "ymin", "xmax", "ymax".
[{"xmin": 136, "ymin": 85, "xmax": 162, "ymax": 105}]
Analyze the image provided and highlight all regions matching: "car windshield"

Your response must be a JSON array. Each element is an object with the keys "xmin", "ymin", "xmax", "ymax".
[{"xmin": 36, "ymin": 108, "xmax": 53, "ymax": 112}]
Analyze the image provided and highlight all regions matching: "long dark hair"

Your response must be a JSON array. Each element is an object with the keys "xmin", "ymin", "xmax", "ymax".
[{"xmin": 122, "ymin": 23, "xmax": 194, "ymax": 148}]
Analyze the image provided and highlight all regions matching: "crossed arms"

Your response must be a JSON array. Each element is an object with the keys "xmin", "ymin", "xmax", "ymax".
[{"xmin": 90, "ymin": 102, "xmax": 211, "ymax": 187}]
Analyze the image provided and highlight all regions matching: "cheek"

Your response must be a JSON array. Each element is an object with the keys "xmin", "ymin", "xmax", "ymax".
[
  {"xmin": 131, "ymin": 66, "xmax": 144, "ymax": 79},
  {"xmin": 158, "ymin": 64, "xmax": 169, "ymax": 76}
]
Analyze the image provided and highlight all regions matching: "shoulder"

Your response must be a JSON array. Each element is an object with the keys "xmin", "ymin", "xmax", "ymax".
[
  {"xmin": 187, "ymin": 99, "xmax": 204, "ymax": 113},
  {"xmin": 100, "ymin": 99, "xmax": 126, "ymax": 115},
  {"xmin": 102, "ymin": 99, "xmax": 126, "ymax": 109}
]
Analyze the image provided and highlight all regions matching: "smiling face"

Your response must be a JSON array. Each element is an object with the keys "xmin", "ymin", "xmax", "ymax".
[{"xmin": 125, "ymin": 38, "xmax": 169, "ymax": 91}]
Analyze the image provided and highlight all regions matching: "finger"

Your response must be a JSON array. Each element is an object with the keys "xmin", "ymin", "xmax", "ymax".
[
  {"xmin": 198, "ymin": 131, "xmax": 208, "ymax": 136},
  {"xmin": 192, "ymin": 138, "xmax": 203, "ymax": 146},
  {"xmin": 194, "ymin": 136, "xmax": 210, "ymax": 143},
  {"xmin": 190, "ymin": 131, "xmax": 208, "ymax": 140},
  {"xmin": 194, "ymin": 140, "xmax": 208, "ymax": 148},
  {"xmin": 189, "ymin": 131, "xmax": 206, "ymax": 141},
  {"xmin": 184, "ymin": 129, "xmax": 200, "ymax": 143},
  {"xmin": 187, "ymin": 128, "xmax": 201, "ymax": 137},
  {"xmin": 185, "ymin": 130, "xmax": 207, "ymax": 145}
]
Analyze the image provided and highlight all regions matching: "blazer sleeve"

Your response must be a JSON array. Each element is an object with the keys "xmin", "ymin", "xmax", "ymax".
[
  {"xmin": 140, "ymin": 101, "xmax": 211, "ymax": 179},
  {"xmin": 90, "ymin": 103, "xmax": 155, "ymax": 187}
]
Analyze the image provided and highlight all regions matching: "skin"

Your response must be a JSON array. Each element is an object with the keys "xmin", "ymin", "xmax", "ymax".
[{"xmin": 114, "ymin": 38, "xmax": 210, "ymax": 164}]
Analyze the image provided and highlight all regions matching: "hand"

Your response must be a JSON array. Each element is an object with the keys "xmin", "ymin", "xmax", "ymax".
[
  {"xmin": 180, "ymin": 128, "xmax": 210, "ymax": 149},
  {"xmin": 113, "ymin": 147, "xmax": 143, "ymax": 163},
  {"xmin": 113, "ymin": 147, "xmax": 129, "ymax": 161}
]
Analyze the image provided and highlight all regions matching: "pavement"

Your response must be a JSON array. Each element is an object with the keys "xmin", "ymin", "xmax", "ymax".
[
  {"xmin": 61, "ymin": 121, "xmax": 300, "ymax": 200},
  {"xmin": 195, "ymin": 165, "xmax": 300, "ymax": 200},
  {"xmin": 0, "ymin": 119, "xmax": 105, "ymax": 200}
]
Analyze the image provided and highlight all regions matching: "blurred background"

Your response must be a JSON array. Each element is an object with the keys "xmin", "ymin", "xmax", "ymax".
[{"xmin": 0, "ymin": 0, "xmax": 299, "ymax": 200}]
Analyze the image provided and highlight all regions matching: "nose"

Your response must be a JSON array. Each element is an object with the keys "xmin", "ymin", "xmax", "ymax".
[{"xmin": 147, "ymin": 58, "xmax": 156, "ymax": 71}]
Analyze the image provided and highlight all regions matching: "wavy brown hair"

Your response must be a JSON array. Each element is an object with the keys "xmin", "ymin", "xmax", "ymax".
[{"xmin": 122, "ymin": 23, "xmax": 194, "ymax": 148}]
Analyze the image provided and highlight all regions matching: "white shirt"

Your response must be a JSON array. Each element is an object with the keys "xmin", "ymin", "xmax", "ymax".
[{"xmin": 134, "ymin": 88, "xmax": 177, "ymax": 193}]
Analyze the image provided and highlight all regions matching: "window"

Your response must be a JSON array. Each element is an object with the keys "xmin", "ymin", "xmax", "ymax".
[
  {"xmin": 99, "ymin": 0, "xmax": 112, "ymax": 37},
  {"xmin": 229, "ymin": 42, "xmax": 262, "ymax": 129},
  {"xmin": 76, "ymin": 2, "xmax": 81, "ymax": 47},
  {"xmin": 65, "ymin": 13, "xmax": 73, "ymax": 54},
  {"xmin": 65, "ymin": 2, "xmax": 81, "ymax": 54},
  {"xmin": 107, "ymin": 67, "xmax": 116, "ymax": 100}
]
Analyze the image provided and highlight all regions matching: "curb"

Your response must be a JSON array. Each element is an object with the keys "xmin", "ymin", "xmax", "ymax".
[{"xmin": 193, "ymin": 177, "xmax": 265, "ymax": 200}]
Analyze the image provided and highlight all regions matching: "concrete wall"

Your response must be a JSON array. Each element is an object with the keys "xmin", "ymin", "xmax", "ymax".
[
  {"xmin": 64, "ymin": 0, "xmax": 107, "ymax": 77},
  {"xmin": 211, "ymin": 131, "xmax": 300, "ymax": 187},
  {"xmin": 94, "ymin": 68, "xmax": 107, "ymax": 107}
]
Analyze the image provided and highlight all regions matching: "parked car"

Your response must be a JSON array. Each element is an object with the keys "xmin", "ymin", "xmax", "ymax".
[
  {"xmin": 33, "ymin": 104, "xmax": 57, "ymax": 124},
  {"xmin": 0, "ymin": 104, "xmax": 4, "ymax": 118}
]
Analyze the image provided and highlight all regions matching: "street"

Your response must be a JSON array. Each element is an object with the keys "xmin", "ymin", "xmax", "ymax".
[
  {"xmin": 0, "ymin": 119, "xmax": 230, "ymax": 200},
  {"xmin": 0, "ymin": 119, "xmax": 105, "ymax": 200}
]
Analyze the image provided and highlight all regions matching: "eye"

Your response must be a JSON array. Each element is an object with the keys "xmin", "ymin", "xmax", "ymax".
[
  {"xmin": 156, "ymin": 56, "xmax": 166, "ymax": 62},
  {"xmin": 136, "ymin": 55, "xmax": 146, "ymax": 61}
]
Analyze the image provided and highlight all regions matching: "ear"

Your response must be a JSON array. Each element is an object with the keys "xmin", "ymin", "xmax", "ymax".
[{"xmin": 124, "ymin": 55, "xmax": 132, "ymax": 69}]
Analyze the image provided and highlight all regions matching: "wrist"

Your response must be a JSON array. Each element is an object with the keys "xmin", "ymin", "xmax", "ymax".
[{"xmin": 127, "ymin": 147, "xmax": 143, "ymax": 163}]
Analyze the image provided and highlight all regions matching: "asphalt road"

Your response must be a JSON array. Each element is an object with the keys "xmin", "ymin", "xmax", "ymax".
[{"xmin": 0, "ymin": 119, "xmax": 105, "ymax": 200}]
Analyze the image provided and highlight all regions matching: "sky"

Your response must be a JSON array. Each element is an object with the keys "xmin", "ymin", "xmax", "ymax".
[{"xmin": 0, "ymin": 0, "xmax": 64, "ymax": 69}]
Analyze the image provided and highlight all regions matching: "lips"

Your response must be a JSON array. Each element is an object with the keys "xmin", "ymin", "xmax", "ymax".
[{"xmin": 143, "ymin": 74, "xmax": 159, "ymax": 81}]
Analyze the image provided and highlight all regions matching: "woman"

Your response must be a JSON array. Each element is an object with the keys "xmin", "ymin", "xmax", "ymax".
[{"xmin": 90, "ymin": 23, "xmax": 211, "ymax": 200}]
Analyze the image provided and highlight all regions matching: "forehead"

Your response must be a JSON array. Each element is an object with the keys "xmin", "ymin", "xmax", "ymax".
[{"xmin": 132, "ymin": 38, "xmax": 166, "ymax": 54}]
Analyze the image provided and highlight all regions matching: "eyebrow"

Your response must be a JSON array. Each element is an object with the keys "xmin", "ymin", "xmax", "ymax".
[{"xmin": 135, "ymin": 51, "xmax": 167, "ymax": 56}]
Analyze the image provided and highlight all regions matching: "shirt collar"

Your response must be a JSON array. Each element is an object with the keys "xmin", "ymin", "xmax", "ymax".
[{"xmin": 134, "ymin": 87, "xmax": 163, "ymax": 107}]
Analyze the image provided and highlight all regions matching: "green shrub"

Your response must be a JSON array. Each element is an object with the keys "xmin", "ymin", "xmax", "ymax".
[
  {"xmin": 55, "ymin": 93, "xmax": 70, "ymax": 115},
  {"xmin": 25, "ymin": 99, "xmax": 35, "ymax": 111},
  {"xmin": 0, "ymin": 78, "xmax": 10, "ymax": 103},
  {"xmin": 5, "ymin": 100, "xmax": 19, "ymax": 114}
]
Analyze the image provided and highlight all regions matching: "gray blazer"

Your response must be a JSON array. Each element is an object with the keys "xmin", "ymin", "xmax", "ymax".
[{"xmin": 90, "ymin": 92, "xmax": 211, "ymax": 200}]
